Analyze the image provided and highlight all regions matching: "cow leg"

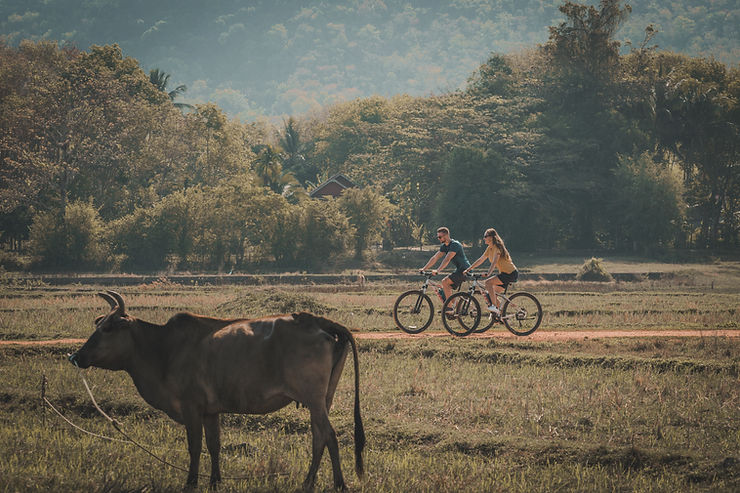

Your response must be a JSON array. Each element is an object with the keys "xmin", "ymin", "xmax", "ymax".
[
  {"xmin": 204, "ymin": 414, "xmax": 222, "ymax": 487},
  {"xmin": 302, "ymin": 413, "xmax": 325, "ymax": 492},
  {"xmin": 325, "ymin": 416, "xmax": 345, "ymax": 490},
  {"xmin": 184, "ymin": 413, "xmax": 203, "ymax": 487},
  {"xmin": 303, "ymin": 406, "xmax": 345, "ymax": 491}
]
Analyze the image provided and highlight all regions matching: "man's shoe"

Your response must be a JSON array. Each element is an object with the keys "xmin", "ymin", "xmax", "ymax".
[{"xmin": 486, "ymin": 305, "xmax": 500, "ymax": 315}]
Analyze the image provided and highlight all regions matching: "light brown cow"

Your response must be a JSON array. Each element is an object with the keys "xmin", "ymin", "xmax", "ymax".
[{"xmin": 69, "ymin": 291, "xmax": 364, "ymax": 490}]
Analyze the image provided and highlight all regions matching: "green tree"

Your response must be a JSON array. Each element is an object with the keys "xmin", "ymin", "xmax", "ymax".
[
  {"xmin": 241, "ymin": 192, "xmax": 300, "ymax": 265},
  {"xmin": 29, "ymin": 201, "xmax": 108, "ymax": 270},
  {"xmin": 385, "ymin": 207, "xmax": 418, "ymax": 249},
  {"xmin": 278, "ymin": 117, "xmax": 316, "ymax": 184},
  {"xmin": 252, "ymin": 144, "xmax": 305, "ymax": 200},
  {"xmin": 295, "ymin": 199, "xmax": 353, "ymax": 267},
  {"xmin": 149, "ymin": 68, "xmax": 193, "ymax": 110},
  {"xmin": 108, "ymin": 189, "xmax": 195, "ymax": 271},
  {"xmin": 610, "ymin": 152, "xmax": 686, "ymax": 251},
  {"xmin": 545, "ymin": 0, "xmax": 632, "ymax": 96},
  {"xmin": 0, "ymin": 41, "xmax": 171, "ymax": 224},
  {"xmin": 183, "ymin": 103, "xmax": 254, "ymax": 188},
  {"xmin": 434, "ymin": 147, "xmax": 524, "ymax": 244},
  {"xmin": 538, "ymin": 0, "xmax": 645, "ymax": 248},
  {"xmin": 337, "ymin": 187, "xmax": 391, "ymax": 259},
  {"xmin": 655, "ymin": 57, "xmax": 740, "ymax": 247}
]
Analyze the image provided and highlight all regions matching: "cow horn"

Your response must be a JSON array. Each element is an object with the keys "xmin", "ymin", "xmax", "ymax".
[
  {"xmin": 98, "ymin": 292, "xmax": 117, "ymax": 309},
  {"xmin": 106, "ymin": 290, "xmax": 126, "ymax": 316}
]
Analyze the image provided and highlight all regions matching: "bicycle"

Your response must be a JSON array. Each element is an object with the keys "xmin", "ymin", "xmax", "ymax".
[
  {"xmin": 442, "ymin": 272, "xmax": 543, "ymax": 337},
  {"xmin": 393, "ymin": 271, "xmax": 449, "ymax": 334}
]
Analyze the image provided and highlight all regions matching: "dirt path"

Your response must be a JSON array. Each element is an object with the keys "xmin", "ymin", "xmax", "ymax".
[
  {"xmin": 1, "ymin": 329, "xmax": 737, "ymax": 346},
  {"xmin": 352, "ymin": 329, "xmax": 740, "ymax": 340}
]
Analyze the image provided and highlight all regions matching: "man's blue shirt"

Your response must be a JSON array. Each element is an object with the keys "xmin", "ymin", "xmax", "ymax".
[{"xmin": 440, "ymin": 239, "xmax": 470, "ymax": 272}]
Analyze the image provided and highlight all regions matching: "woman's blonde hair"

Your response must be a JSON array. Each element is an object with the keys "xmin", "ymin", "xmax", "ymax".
[{"xmin": 484, "ymin": 228, "xmax": 510, "ymax": 261}]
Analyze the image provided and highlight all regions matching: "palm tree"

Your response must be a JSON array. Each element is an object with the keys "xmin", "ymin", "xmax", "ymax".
[
  {"xmin": 252, "ymin": 145, "xmax": 307, "ymax": 202},
  {"xmin": 277, "ymin": 117, "xmax": 315, "ymax": 184},
  {"xmin": 149, "ymin": 68, "xmax": 193, "ymax": 110}
]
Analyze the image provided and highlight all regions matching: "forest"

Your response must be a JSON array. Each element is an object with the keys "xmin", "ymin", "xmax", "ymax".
[
  {"xmin": 0, "ymin": 0, "xmax": 738, "ymax": 272},
  {"xmin": 0, "ymin": 0, "xmax": 737, "ymax": 118}
]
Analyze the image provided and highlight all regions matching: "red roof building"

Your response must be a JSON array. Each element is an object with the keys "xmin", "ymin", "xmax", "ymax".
[{"xmin": 309, "ymin": 174, "xmax": 355, "ymax": 198}]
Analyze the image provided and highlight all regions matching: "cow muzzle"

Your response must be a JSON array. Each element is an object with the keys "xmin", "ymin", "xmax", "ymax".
[{"xmin": 67, "ymin": 352, "xmax": 87, "ymax": 368}]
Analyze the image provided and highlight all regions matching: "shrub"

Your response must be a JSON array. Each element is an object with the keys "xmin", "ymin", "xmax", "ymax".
[
  {"xmin": 107, "ymin": 191, "xmax": 194, "ymax": 271},
  {"xmin": 385, "ymin": 207, "xmax": 417, "ymax": 249},
  {"xmin": 295, "ymin": 199, "xmax": 353, "ymax": 266},
  {"xmin": 577, "ymin": 257, "xmax": 613, "ymax": 282},
  {"xmin": 28, "ymin": 201, "xmax": 109, "ymax": 270}
]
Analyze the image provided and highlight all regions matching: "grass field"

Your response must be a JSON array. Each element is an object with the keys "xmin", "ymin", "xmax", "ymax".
[{"xmin": 1, "ymin": 260, "xmax": 738, "ymax": 491}]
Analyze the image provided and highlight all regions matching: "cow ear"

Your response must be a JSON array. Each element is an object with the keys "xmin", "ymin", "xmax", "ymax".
[{"xmin": 292, "ymin": 312, "xmax": 314, "ymax": 324}]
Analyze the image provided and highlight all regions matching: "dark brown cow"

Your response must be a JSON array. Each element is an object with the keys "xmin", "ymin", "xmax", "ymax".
[{"xmin": 69, "ymin": 291, "xmax": 364, "ymax": 490}]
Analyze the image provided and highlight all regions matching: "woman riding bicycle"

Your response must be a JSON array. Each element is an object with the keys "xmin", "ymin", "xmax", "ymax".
[{"xmin": 464, "ymin": 228, "xmax": 518, "ymax": 315}]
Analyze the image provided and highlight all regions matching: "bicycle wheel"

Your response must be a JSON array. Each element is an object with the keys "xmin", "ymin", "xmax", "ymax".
[
  {"xmin": 393, "ymin": 290, "xmax": 434, "ymax": 334},
  {"xmin": 442, "ymin": 292, "xmax": 480, "ymax": 337},
  {"xmin": 501, "ymin": 292, "xmax": 542, "ymax": 336},
  {"xmin": 473, "ymin": 293, "xmax": 496, "ymax": 333}
]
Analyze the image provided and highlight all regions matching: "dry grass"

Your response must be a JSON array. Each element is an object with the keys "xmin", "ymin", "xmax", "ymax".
[
  {"xmin": 0, "ymin": 260, "xmax": 738, "ymax": 490},
  {"xmin": 1, "ymin": 335, "xmax": 738, "ymax": 492}
]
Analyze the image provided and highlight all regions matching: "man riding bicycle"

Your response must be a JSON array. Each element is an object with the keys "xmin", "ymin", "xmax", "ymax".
[{"xmin": 420, "ymin": 227, "xmax": 471, "ymax": 306}]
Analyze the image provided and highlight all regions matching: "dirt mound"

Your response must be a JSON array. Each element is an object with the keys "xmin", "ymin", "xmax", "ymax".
[{"xmin": 216, "ymin": 289, "xmax": 335, "ymax": 318}]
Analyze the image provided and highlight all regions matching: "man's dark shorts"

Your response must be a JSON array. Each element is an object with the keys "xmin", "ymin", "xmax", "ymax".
[
  {"xmin": 446, "ymin": 270, "xmax": 467, "ymax": 290},
  {"xmin": 497, "ymin": 270, "xmax": 519, "ymax": 288}
]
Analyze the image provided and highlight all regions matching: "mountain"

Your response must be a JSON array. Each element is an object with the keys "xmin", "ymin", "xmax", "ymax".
[{"xmin": 1, "ymin": 0, "xmax": 737, "ymax": 119}]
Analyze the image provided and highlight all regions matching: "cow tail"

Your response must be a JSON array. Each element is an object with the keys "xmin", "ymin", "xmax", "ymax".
[
  {"xmin": 349, "ymin": 329, "xmax": 365, "ymax": 477},
  {"xmin": 330, "ymin": 322, "xmax": 365, "ymax": 478}
]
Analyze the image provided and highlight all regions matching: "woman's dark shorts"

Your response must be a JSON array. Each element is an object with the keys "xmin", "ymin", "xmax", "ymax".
[
  {"xmin": 496, "ymin": 270, "xmax": 519, "ymax": 288},
  {"xmin": 446, "ymin": 270, "xmax": 467, "ymax": 290}
]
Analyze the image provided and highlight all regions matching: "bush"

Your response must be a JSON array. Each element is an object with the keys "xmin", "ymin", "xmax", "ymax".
[
  {"xmin": 0, "ymin": 250, "xmax": 28, "ymax": 271},
  {"xmin": 385, "ymin": 207, "xmax": 417, "ymax": 248},
  {"xmin": 28, "ymin": 201, "xmax": 109, "ymax": 270},
  {"xmin": 576, "ymin": 257, "xmax": 613, "ymax": 282},
  {"xmin": 295, "ymin": 199, "xmax": 353, "ymax": 266},
  {"xmin": 107, "ymin": 191, "xmax": 194, "ymax": 271}
]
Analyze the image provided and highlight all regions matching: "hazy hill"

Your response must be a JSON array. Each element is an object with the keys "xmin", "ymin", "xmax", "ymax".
[{"xmin": 1, "ymin": 0, "xmax": 738, "ymax": 119}]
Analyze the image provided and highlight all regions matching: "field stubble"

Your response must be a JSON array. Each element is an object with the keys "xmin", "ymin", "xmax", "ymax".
[{"xmin": 0, "ymin": 269, "xmax": 738, "ymax": 491}]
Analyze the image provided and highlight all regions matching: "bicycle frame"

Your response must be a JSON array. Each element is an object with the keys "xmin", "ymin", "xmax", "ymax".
[
  {"xmin": 418, "ymin": 271, "xmax": 446, "ymax": 302},
  {"xmin": 465, "ymin": 273, "xmax": 516, "ymax": 322}
]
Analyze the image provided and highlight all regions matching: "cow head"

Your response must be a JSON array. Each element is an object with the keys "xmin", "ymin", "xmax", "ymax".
[{"xmin": 68, "ymin": 291, "xmax": 135, "ymax": 370}]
